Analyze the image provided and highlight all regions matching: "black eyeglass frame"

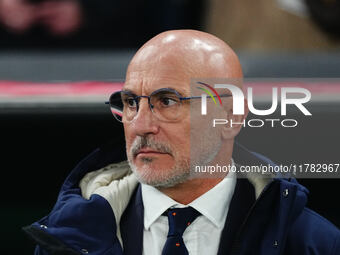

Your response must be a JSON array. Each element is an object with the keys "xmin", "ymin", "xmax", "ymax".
[
  {"xmin": 105, "ymin": 87, "xmax": 232, "ymax": 121},
  {"xmin": 105, "ymin": 88, "xmax": 231, "ymax": 105}
]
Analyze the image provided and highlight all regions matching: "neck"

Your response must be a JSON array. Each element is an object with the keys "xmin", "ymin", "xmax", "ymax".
[
  {"xmin": 158, "ymin": 139, "xmax": 234, "ymax": 204},
  {"xmin": 158, "ymin": 177, "xmax": 225, "ymax": 204},
  {"xmin": 159, "ymin": 153, "xmax": 233, "ymax": 204}
]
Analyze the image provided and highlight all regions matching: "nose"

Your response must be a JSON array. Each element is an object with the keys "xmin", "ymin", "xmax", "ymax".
[{"xmin": 131, "ymin": 97, "xmax": 159, "ymax": 136}]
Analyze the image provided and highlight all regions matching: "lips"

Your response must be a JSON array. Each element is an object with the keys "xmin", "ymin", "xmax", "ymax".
[{"xmin": 135, "ymin": 147, "xmax": 168, "ymax": 157}]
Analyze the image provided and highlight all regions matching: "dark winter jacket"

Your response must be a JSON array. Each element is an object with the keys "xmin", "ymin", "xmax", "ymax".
[{"xmin": 23, "ymin": 142, "xmax": 340, "ymax": 255}]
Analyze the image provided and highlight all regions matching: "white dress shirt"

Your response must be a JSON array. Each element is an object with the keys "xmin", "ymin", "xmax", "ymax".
[{"xmin": 141, "ymin": 164, "xmax": 237, "ymax": 255}]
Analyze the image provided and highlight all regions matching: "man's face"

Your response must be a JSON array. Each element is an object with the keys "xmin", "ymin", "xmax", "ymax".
[{"xmin": 123, "ymin": 54, "xmax": 192, "ymax": 188}]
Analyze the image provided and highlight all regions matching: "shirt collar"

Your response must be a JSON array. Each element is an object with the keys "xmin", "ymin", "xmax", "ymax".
[
  {"xmin": 188, "ymin": 167, "xmax": 236, "ymax": 228},
  {"xmin": 141, "ymin": 159, "xmax": 237, "ymax": 230},
  {"xmin": 142, "ymin": 183, "xmax": 179, "ymax": 230}
]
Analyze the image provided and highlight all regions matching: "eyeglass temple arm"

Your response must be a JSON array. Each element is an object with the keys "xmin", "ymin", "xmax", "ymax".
[
  {"xmin": 180, "ymin": 94, "xmax": 231, "ymax": 101},
  {"xmin": 105, "ymin": 94, "xmax": 231, "ymax": 103}
]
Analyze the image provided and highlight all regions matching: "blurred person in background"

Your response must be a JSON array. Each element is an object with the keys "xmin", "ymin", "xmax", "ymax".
[
  {"xmin": 0, "ymin": 0, "xmax": 205, "ymax": 49},
  {"xmin": 206, "ymin": 0, "xmax": 340, "ymax": 50},
  {"xmin": 306, "ymin": 0, "xmax": 340, "ymax": 38},
  {"xmin": 0, "ymin": 0, "xmax": 82, "ymax": 36}
]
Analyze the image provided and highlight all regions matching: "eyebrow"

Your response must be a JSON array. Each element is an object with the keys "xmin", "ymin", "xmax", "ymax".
[
  {"xmin": 121, "ymin": 87, "xmax": 189, "ymax": 97},
  {"xmin": 121, "ymin": 89, "xmax": 136, "ymax": 94},
  {"xmin": 162, "ymin": 87, "xmax": 186, "ymax": 96}
]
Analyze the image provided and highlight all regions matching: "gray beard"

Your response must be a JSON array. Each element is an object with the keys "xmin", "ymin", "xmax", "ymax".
[
  {"xmin": 128, "ymin": 157, "xmax": 191, "ymax": 188},
  {"xmin": 126, "ymin": 134, "xmax": 222, "ymax": 188}
]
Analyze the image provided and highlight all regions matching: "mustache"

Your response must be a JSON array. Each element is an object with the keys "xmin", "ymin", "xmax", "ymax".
[{"xmin": 130, "ymin": 136, "xmax": 172, "ymax": 157}]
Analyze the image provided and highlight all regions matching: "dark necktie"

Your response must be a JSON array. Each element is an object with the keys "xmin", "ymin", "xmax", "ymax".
[{"xmin": 161, "ymin": 207, "xmax": 201, "ymax": 255}]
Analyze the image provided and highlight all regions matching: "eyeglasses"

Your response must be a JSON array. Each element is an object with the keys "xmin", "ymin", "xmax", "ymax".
[{"xmin": 105, "ymin": 87, "xmax": 231, "ymax": 123}]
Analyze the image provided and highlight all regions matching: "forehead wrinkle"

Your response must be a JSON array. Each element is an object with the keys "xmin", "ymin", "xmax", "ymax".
[
  {"xmin": 124, "ymin": 76, "xmax": 190, "ymax": 96},
  {"xmin": 126, "ymin": 58, "xmax": 194, "ymax": 95}
]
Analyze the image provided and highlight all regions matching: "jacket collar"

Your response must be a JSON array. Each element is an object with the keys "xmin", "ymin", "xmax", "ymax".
[
  {"xmin": 120, "ymin": 184, "xmax": 144, "ymax": 255},
  {"xmin": 61, "ymin": 141, "xmax": 309, "ymax": 254}
]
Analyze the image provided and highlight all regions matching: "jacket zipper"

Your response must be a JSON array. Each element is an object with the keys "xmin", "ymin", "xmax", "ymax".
[{"xmin": 230, "ymin": 179, "xmax": 276, "ymax": 255}]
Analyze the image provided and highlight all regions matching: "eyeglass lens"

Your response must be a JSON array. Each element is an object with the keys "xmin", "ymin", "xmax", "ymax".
[{"xmin": 109, "ymin": 90, "xmax": 184, "ymax": 123}]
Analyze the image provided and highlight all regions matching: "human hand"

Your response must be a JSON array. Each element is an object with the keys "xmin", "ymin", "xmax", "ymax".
[
  {"xmin": 0, "ymin": 0, "xmax": 37, "ymax": 33},
  {"xmin": 38, "ymin": 0, "xmax": 83, "ymax": 36}
]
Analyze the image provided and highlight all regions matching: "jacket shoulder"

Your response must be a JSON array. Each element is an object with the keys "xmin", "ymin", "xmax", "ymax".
[{"xmin": 285, "ymin": 207, "xmax": 340, "ymax": 255}]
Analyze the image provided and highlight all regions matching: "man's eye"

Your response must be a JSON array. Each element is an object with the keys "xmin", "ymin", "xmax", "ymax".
[
  {"xmin": 159, "ymin": 97, "xmax": 179, "ymax": 107},
  {"xmin": 123, "ymin": 97, "xmax": 137, "ymax": 107}
]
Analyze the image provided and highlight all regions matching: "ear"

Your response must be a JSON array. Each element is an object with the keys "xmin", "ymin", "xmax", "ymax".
[{"xmin": 222, "ymin": 98, "xmax": 248, "ymax": 140}]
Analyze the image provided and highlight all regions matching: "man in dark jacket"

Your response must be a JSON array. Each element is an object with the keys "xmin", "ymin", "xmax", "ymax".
[{"xmin": 24, "ymin": 30, "xmax": 340, "ymax": 255}]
